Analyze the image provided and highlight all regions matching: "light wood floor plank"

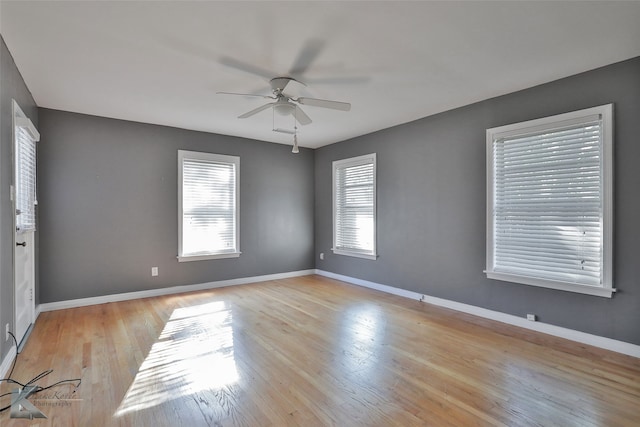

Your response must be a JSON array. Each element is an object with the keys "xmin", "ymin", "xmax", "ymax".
[{"xmin": 1, "ymin": 275, "xmax": 639, "ymax": 426}]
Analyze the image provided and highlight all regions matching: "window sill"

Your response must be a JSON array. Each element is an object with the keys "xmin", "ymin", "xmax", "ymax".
[
  {"xmin": 178, "ymin": 252, "xmax": 241, "ymax": 262},
  {"xmin": 332, "ymin": 248, "xmax": 377, "ymax": 260},
  {"xmin": 485, "ymin": 270, "xmax": 615, "ymax": 298}
]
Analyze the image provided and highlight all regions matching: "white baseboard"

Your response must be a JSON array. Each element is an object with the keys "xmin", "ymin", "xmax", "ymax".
[
  {"xmin": 38, "ymin": 269, "xmax": 316, "ymax": 313},
  {"xmin": 317, "ymin": 269, "xmax": 424, "ymax": 300},
  {"xmin": 0, "ymin": 345, "xmax": 17, "ymax": 379},
  {"xmin": 315, "ymin": 269, "xmax": 640, "ymax": 358}
]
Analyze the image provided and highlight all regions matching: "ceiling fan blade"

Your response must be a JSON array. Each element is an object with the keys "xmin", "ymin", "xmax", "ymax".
[
  {"xmin": 296, "ymin": 97, "xmax": 351, "ymax": 111},
  {"xmin": 217, "ymin": 91, "xmax": 274, "ymax": 99},
  {"xmin": 303, "ymin": 76, "xmax": 370, "ymax": 85},
  {"xmin": 293, "ymin": 106, "xmax": 312, "ymax": 126},
  {"xmin": 219, "ymin": 56, "xmax": 274, "ymax": 79},
  {"xmin": 238, "ymin": 103, "xmax": 274, "ymax": 119},
  {"xmin": 289, "ymin": 38, "xmax": 325, "ymax": 77}
]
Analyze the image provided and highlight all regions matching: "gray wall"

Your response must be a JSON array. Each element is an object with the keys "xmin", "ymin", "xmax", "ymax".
[
  {"xmin": 0, "ymin": 36, "xmax": 38, "ymax": 362},
  {"xmin": 315, "ymin": 57, "xmax": 640, "ymax": 345},
  {"xmin": 37, "ymin": 109, "xmax": 315, "ymax": 303}
]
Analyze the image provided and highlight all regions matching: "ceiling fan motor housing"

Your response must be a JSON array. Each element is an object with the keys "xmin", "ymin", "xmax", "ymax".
[{"xmin": 270, "ymin": 77, "xmax": 300, "ymax": 93}]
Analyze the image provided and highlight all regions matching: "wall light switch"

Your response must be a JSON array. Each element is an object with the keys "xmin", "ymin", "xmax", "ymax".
[{"xmin": 151, "ymin": 267, "xmax": 158, "ymax": 277}]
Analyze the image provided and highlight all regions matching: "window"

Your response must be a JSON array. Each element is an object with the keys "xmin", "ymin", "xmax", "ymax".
[
  {"xmin": 178, "ymin": 150, "xmax": 240, "ymax": 261},
  {"xmin": 333, "ymin": 153, "xmax": 377, "ymax": 260},
  {"xmin": 13, "ymin": 100, "xmax": 40, "ymax": 233},
  {"xmin": 486, "ymin": 104, "xmax": 613, "ymax": 297}
]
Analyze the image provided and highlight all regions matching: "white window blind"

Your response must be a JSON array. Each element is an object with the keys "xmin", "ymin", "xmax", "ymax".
[
  {"xmin": 486, "ymin": 104, "xmax": 613, "ymax": 297},
  {"xmin": 333, "ymin": 153, "xmax": 377, "ymax": 260},
  {"xmin": 178, "ymin": 151, "xmax": 240, "ymax": 261},
  {"xmin": 14, "ymin": 106, "xmax": 40, "ymax": 233}
]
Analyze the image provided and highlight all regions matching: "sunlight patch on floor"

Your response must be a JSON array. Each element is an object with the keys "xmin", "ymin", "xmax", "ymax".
[
  {"xmin": 340, "ymin": 303, "xmax": 385, "ymax": 374},
  {"xmin": 115, "ymin": 301, "xmax": 239, "ymax": 416}
]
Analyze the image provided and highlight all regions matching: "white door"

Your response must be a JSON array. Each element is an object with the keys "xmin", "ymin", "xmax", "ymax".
[
  {"xmin": 12, "ymin": 100, "xmax": 39, "ymax": 346},
  {"xmin": 14, "ymin": 230, "xmax": 34, "ymax": 345}
]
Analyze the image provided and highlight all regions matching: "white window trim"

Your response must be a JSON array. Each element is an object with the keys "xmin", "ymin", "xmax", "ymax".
[
  {"xmin": 178, "ymin": 150, "xmax": 240, "ymax": 262},
  {"xmin": 332, "ymin": 153, "xmax": 378, "ymax": 260},
  {"xmin": 486, "ymin": 104, "xmax": 614, "ymax": 298},
  {"xmin": 12, "ymin": 100, "xmax": 40, "ymax": 235}
]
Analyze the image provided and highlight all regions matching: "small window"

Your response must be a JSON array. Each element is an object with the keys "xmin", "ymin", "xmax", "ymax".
[
  {"xmin": 178, "ymin": 150, "xmax": 240, "ymax": 262},
  {"xmin": 13, "ymin": 100, "xmax": 40, "ymax": 233},
  {"xmin": 332, "ymin": 153, "xmax": 377, "ymax": 260},
  {"xmin": 486, "ymin": 105, "xmax": 614, "ymax": 297}
]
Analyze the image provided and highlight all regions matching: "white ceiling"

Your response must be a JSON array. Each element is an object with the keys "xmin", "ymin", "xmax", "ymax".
[{"xmin": 2, "ymin": 1, "xmax": 640, "ymax": 149}]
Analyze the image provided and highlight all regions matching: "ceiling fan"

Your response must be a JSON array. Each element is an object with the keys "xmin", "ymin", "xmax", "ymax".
[
  {"xmin": 215, "ymin": 39, "xmax": 358, "ymax": 152},
  {"xmin": 217, "ymin": 76, "xmax": 351, "ymax": 127}
]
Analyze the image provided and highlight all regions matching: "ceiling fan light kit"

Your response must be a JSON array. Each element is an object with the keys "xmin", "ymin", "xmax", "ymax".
[{"xmin": 274, "ymin": 99, "xmax": 295, "ymax": 116}]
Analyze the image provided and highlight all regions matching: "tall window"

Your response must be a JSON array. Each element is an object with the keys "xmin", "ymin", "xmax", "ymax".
[
  {"xmin": 486, "ymin": 104, "xmax": 613, "ymax": 297},
  {"xmin": 333, "ymin": 153, "xmax": 377, "ymax": 260},
  {"xmin": 13, "ymin": 100, "xmax": 40, "ymax": 233},
  {"xmin": 178, "ymin": 150, "xmax": 240, "ymax": 261}
]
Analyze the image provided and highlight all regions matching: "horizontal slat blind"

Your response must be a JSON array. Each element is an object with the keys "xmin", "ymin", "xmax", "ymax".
[
  {"xmin": 334, "ymin": 156, "xmax": 375, "ymax": 256},
  {"xmin": 182, "ymin": 157, "xmax": 237, "ymax": 257},
  {"xmin": 16, "ymin": 126, "xmax": 37, "ymax": 232},
  {"xmin": 492, "ymin": 121, "xmax": 603, "ymax": 286}
]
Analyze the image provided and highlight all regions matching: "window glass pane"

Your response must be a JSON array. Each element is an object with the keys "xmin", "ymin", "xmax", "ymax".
[
  {"xmin": 493, "ymin": 123, "xmax": 602, "ymax": 286},
  {"xmin": 179, "ymin": 151, "xmax": 239, "ymax": 259},
  {"xmin": 486, "ymin": 104, "xmax": 613, "ymax": 295},
  {"xmin": 333, "ymin": 154, "xmax": 376, "ymax": 258},
  {"xmin": 16, "ymin": 126, "xmax": 37, "ymax": 232}
]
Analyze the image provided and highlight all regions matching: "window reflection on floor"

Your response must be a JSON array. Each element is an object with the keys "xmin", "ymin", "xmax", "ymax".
[
  {"xmin": 340, "ymin": 304, "xmax": 385, "ymax": 375},
  {"xmin": 115, "ymin": 301, "xmax": 239, "ymax": 416}
]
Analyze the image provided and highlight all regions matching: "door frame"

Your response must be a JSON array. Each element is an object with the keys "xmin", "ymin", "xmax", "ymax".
[{"xmin": 11, "ymin": 99, "xmax": 39, "ymax": 347}]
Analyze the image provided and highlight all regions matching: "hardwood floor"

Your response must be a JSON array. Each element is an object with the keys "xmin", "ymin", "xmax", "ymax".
[{"xmin": 1, "ymin": 275, "xmax": 639, "ymax": 426}]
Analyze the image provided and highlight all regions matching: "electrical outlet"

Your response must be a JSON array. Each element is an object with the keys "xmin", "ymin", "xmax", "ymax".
[
  {"xmin": 319, "ymin": 252, "xmax": 324, "ymax": 260},
  {"xmin": 526, "ymin": 314, "xmax": 537, "ymax": 321},
  {"xmin": 5, "ymin": 323, "xmax": 9, "ymax": 341},
  {"xmin": 151, "ymin": 267, "xmax": 158, "ymax": 277}
]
